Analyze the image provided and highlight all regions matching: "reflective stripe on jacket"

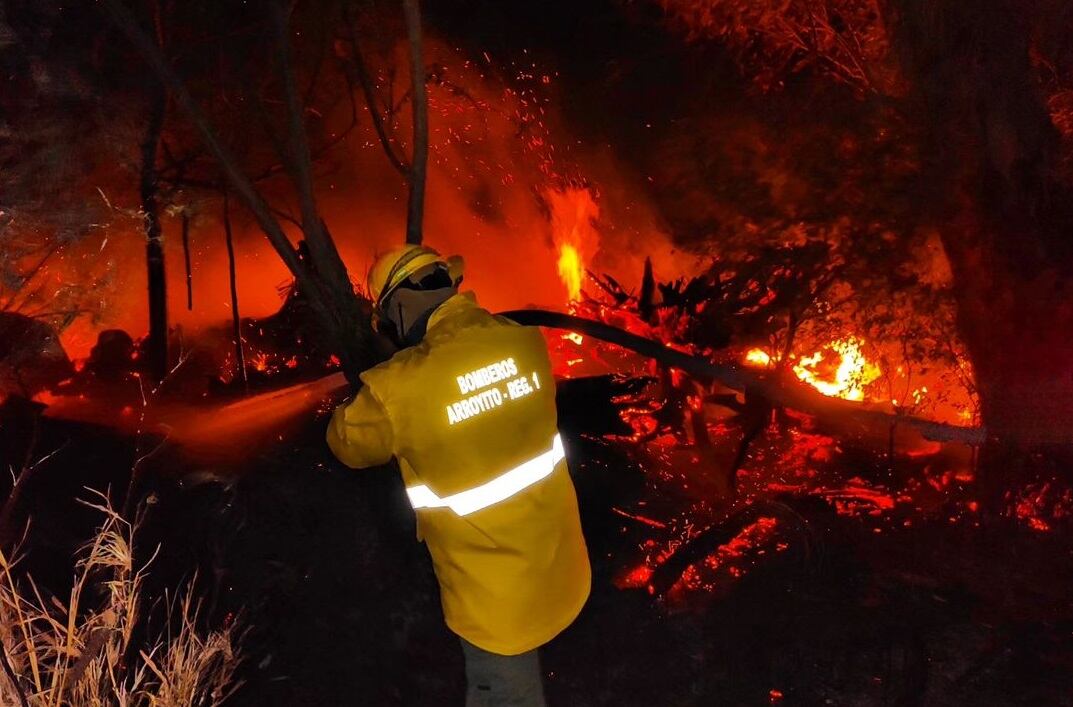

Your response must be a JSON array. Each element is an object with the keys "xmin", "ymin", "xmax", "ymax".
[{"xmin": 327, "ymin": 292, "xmax": 591, "ymax": 655}]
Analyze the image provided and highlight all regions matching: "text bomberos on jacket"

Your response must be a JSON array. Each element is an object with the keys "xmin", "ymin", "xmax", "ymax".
[{"xmin": 447, "ymin": 357, "xmax": 541, "ymax": 425}]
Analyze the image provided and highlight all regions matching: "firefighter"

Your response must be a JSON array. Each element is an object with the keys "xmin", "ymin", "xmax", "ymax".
[{"xmin": 327, "ymin": 244, "xmax": 591, "ymax": 706}]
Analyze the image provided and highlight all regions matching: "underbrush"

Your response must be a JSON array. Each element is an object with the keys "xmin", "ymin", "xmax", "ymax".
[{"xmin": 0, "ymin": 493, "xmax": 242, "ymax": 706}]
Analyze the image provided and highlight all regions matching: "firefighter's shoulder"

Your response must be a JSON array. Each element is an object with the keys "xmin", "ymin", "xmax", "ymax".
[{"xmin": 359, "ymin": 341, "xmax": 431, "ymax": 393}]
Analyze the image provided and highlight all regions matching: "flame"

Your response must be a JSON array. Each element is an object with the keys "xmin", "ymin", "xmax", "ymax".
[
  {"xmin": 744, "ymin": 337, "xmax": 880, "ymax": 402},
  {"xmin": 557, "ymin": 245, "xmax": 584, "ymax": 301},
  {"xmin": 546, "ymin": 187, "xmax": 600, "ymax": 302},
  {"xmin": 793, "ymin": 338, "xmax": 879, "ymax": 401},
  {"xmin": 745, "ymin": 348, "xmax": 772, "ymax": 367}
]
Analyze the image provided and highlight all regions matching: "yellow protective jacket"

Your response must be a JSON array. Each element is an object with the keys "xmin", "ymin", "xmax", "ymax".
[{"xmin": 327, "ymin": 292, "xmax": 591, "ymax": 655}]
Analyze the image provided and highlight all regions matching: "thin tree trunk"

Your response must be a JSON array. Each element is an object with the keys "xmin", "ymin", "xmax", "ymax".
[
  {"xmin": 223, "ymin": 192, "xmax": 248, "ymax": 393},
  {"xmin": 100, "ymin": 0, "xmax": 372, "ymax": 385},
  {"xmin": 403, "ymin": 0, "xmax": 428, "ymax": 245},
  {"xmin": 269, "ymin": 0, "xmax": 347, "ymax": 283},
  {"xmin": 269, "ymin": 0, "xmax": 371, "ymax": 383},
  {"xmin": 140, "ymin": 81, "xmax": 168, "ymax": 382},
  {"xmin": 181, "ymin": 210, "xmax": 193, "ymax": 310}
]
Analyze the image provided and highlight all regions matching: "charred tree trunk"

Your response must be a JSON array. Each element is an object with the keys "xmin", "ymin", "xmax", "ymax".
[
  {"xmin": 894, "ymin": 0, "xmax": 1073, "ymax": 504},
  {"xmin": 181, "ymin": 210, "xmax": 193, "ymax": 310},
  {"xmin": 504, "ymin": 309, "xmax": 986, "ymax": 445},
  {"xmin": 140, "ymin": 81, "xmax": 168, "ymax": 382},
  {"xmin": 222, "ymin": 192, "xmax": 247, "ymax": 392},
  {"xmin": 268, "ymin": 0, "xmax": 372, "ymax": 383},
  {"xmin": 403, "ymin": 0, "xmax": 428, "ymax": 245},
  {"xmin": 638, "ymin": 256, "xmax": 655, "ymax": 323}
]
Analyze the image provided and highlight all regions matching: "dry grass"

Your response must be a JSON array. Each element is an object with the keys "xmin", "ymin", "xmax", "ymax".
[{"xmin": 0, "ymin": 492, "xmax": 242, "ymax": 706}]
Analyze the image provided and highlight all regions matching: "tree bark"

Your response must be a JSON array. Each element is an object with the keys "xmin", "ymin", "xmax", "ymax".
[
  {"xmin": 181, "ymin": 210, "xmax": 193, "ymax": 310},
  {"xmin": 269, "ymin": 0, "xmax": 372, "ymax": 381},
  {"xmin": 140, "ymin": 79, "xmax": 168, "ymax": 382},
  {"xmin": 403, "ymin": 0, "xmax": 428, "ymax": 245},
  {"xmin": 222, "ymin": 192, "xmax": 248, "ymax": 393}
]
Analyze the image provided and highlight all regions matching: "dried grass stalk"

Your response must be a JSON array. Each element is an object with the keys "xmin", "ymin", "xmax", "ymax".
[{"xmin": 0, "ymin": 491, "xmax": 242, "ymax": 706}]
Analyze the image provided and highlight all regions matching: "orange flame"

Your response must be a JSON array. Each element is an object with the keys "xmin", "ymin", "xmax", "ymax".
[
  {"xmin": 546, "ymin": 187, "xmax": 600, "ymax": 303},
  {"xmin": 745, "ymin": 337, "xmax": 881, "ymax": 402},
  {"xmin": 793, "ymin": 338, "xmax": 880, "ymax": 401},
  {"xmin": 557, "ymin": 245, "xmax": 584, "ymax": 302}
]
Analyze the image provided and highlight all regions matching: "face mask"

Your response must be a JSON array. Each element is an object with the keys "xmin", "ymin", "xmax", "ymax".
[
  {"xmin": 378, "ymin": 286, "xmax": 456, "ymax": 349},
  {"xmin": 372, "ymin": 309, "xmax": 404, "ymax": 349}
]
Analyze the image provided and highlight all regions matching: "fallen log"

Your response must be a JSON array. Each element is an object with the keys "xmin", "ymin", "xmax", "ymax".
[
  {"xmin": 500, "ymin": 309, "xmax": 987, "ymax": 446},
  {"xmin": 646, "ymin": 497, "xmax": 817, "ymax": 597}
]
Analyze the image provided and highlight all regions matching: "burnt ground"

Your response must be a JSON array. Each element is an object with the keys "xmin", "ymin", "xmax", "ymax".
[{"xmin": 1, "ymin": 385, "xmax": 1072, "ymax": 707}]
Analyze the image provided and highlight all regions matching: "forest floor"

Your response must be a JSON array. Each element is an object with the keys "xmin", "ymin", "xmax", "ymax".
[{"xmin": 1, "ymin": 377, "xmax": 1072, "ymax": 706}]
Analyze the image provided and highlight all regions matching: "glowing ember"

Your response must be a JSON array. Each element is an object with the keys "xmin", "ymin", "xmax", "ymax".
[
  {"xmin": 563, "ymin": 331, "xmax": 584, "ymax": 345},
  {"xmin": 745, "ymin": 338, "xmax": 880, "ymax": 401},
  {"xmin": 250, "ymin": 352, "xmax": 272, "ymax": 373}
]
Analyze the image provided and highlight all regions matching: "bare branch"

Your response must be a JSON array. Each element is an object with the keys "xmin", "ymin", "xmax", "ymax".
[
  {"xmin": 341, "ymin": 3, "xmax": 410, "ymax": 177},
  {"xmin": 98, "ymin": 0, "xmax": 305, "ymax": 280}
]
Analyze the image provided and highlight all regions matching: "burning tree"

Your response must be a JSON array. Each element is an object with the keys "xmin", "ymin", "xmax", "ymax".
[{"xmin": 648, "ymin": 0, "xmax": 1073, "ymax": 505}]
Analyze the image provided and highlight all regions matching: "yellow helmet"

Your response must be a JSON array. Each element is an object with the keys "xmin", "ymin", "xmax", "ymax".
[{"xmin": 367, "ymin": 244, "xmax": 448, "ymax": 306}]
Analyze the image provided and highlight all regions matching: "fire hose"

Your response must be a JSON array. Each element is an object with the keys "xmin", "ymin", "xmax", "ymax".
[{"xmin": 195, "ymin": 308, "xmax": 985, "ymax": 454}]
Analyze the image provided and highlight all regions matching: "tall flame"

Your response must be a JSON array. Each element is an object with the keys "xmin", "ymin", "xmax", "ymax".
[{"xmin": 546, "ymin": 187, "xmax": 600, "ymax": 302}]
